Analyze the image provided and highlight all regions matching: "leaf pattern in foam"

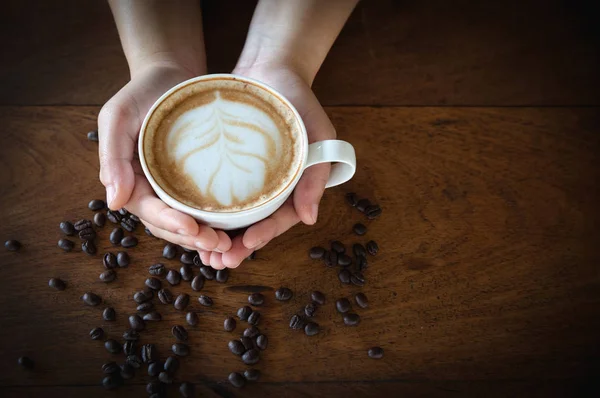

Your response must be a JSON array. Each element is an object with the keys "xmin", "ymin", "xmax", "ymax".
[{"xmin": 168, "ymin": 92, "xmax": 281, "ymax": 207}]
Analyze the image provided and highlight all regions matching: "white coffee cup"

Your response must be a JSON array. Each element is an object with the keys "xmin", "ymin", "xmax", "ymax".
[{"xmin": 138, "ymin": 74, "xmax": 356, "ymax": 230}]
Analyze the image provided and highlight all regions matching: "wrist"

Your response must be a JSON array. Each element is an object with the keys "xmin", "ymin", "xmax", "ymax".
[{"xmin": 129, "ymin": 52, "xmax": 206, "ymax": 81}]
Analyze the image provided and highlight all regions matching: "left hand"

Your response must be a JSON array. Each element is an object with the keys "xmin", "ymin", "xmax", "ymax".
[{"xmin": 200, "ymin": 64, "xmax": 334, "ymax": 268}]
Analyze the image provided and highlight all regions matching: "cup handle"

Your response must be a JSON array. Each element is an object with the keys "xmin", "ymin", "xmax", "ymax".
[{"xmin": 305, "ymin": 140, "xmax": 356, "ymax": 188}]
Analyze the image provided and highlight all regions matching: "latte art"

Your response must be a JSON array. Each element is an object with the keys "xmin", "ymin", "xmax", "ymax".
[{"xmin": 143, "ymin": 77, "xmax": 303, "ymax": 212}]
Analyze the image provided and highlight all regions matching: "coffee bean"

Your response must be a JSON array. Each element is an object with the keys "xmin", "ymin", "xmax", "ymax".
[
  {"xmin": 120, "ymin": 218, "xmax": 136, "ymax": 232},
  {"xmin": 304, "ymin": 322, "xmax": 320, "ymax": 336},
  {"xmin": 172, "ymin": 325, "xmax": 188, "ymax": 341},
  {"xmin": 255, "ymin": 335, "xmax": 268, "ymax": 350},
  {"xmin": 166, "ymin": 269, "xmax": 181, "ymax": 285},
  {"xmin": 237, "ymin": 306, "xmax": 252, "ymax": 321},
  {"xmin": 353, "ymin": 243, "xmax": 367, "ymax": 257},
  {"xmin": 186, "ymin": 312, "xmax": 199, "ymax": 326},
  {"xmin": 174, "ymin": 294, "xmax": 190, "ymax": 311},
  {"xmin": 331, "ymin": 241, "xmax": 345, "ymax": 254},
  {"xmin": 147, "ymin": 362, "xmax": 161, "ymax": 377},
  {"xmin": 143, "ymin": 311, "xmax": 162, "ymax": 321},
  {"xmin": 243, "ymin": 326, "xmax": 260, "ymax": 339},
  {"xmin": 18, "ymin": 356, "xmax": 34, "ymax": 369},
  {"xmin": 93, "ymin": 212, "xmax": 106, "ymax": 227},
  {"xmin": 133, "ymin": 290, "xmax": 151, "ymax": 303},
  {"xmin": 148, "ymin": 263, "xmax": 165, "ymax": 277},
  {"xmin": 158, "ymin": 288, "xmax": 173, "ymax": 304},
  {"xmin": 274, "ymin": 287, "xmax": 293, "ymax": 301},
  {"xmin": 122, "ymin": 329, "xmax": 139, "ymax": 341},
  {"xmin": 159, "ymin": 371, "xmax": 173, "ymax": 384},
  {"xmin": 324, "ymin": 250, "xmax": 338, "ymax": 267},
  {"xmin": 228, "ymin": 340, "xmax": 246, "ymax": 356},
  {"xmin": 356, "ymin": 198, "xmax": 371, "ymax": 212},
  {"xmin": 129, "ymin": 314, "xmax": 145, "ymax": 331},
  {"xmin": 193, "ymin": 253, "xmax": 203, "ymax": 267},
  {"xmin": 191, "ymin": 275, "xmax": 205, "ymax": 291},
  {"xmin": 106, "ymin": 210, "xmax": 121, "ymax": 224},
  {"xmin": 356, "ymin": 255, "xmax": 368, "ymax": 271},
  {"xmin": 90, "ymin": 327, "xmax": 104, "ymax": 340},
  {"xmin": 59, "ymin": 221, "xmax": 75, "ymax": 235},
  {"xmin": 180, "ymin": 252, "xmax": 194, "ymax": 265},
  {"xmin": 309, "ymin": 246, "xmax": 326, "ymax": 259},
  {"xmin": 136, "ymin": 302, "xmax": 154, "ymax": 312},
  {"xmin": 164, "ymin": 356, "xmax": 179, "ymax": 373},
  {"xmin": 120, "ymin": 363, "xmax": 135, "ymax": 380},
  {"xmin": 216, "ymin": 268, "xmax": 228, "ymax": 283},
  {"xmin": 247, "ymin": 311, "xmax": 261, "ymax": 326},
  {"xmin": 336, "ymin": 298, "xmax": 351, "ymax": 313},
  {"xmin": 102, "ymin": 361, "xmax": 120, "ymax": 374},
  {"xmin": 78, "ymin": 227, "xmax": 96, "ymax": 241},
  {"xmin": 162, "ymin": 243, "xmax": 177, "ymax": 259},
  {"xmin": 242, "ymin": 348, "xmax": 260, "ymax": 365},
  {"xmin": 109, "ymin": 228, "xmax": 124, "ymax": 245},
  {"xmin": 99, "ymin": 269, "xmax": 116, "ymax": 283},
  {"xmin": 311, "ymin": 291, "xmax": 326, "ymax": 305},
  {"xmin": 102, "ymin": 253, "xmax": 117, "ymax": 269},
  {"xmin": 248, "ymin": 293, "xmax": 264, "ymax": 306},
  {"xmin": 81, "ymin": 292, "xmax": 101, "ymax": 306},
  {"xmin": 338, "ymin": 269, "xmax": 351, "ymax": 284},
  {"xmin": 74, "ymin": 219, "xmax": 92, "ymax": 231},
  {"xmin": 123, "ymin": 340, "xmax": 137, "ymax": 356},
  {"xmin": 198, "ymin": 295, "xmax": 213, "ymax": 307},
  {"xmin": 87, "ymin": 130, "xmax": 99, "ymax": 141},
  {"xmin": 103, "ymin": 307, "xmax": 116, "ymax": 321},
  {"xmin": 131, "ymin": 213, "xmax": 140, "ymax": 221},
  {"xmin": 57, "ymin": 238, "xmax": 74, "ymax": 252},
  {"xmin": 345, "ymin": 192, "xmax": 359, "ymax": 206},
  {"xmin": 120, "ymin": 236, "xmax": 138, "ymax": 248},
  {"xmin": 48, "ymin": 277, "xmax": 66, "ymax": 291},
  {"xmin": 199, "ymin": 265, "xmax": 216, "ymax": 280},
  {"xmin": 353, "ymin": 223, "xmax": 367, "ymax": 235},
  {"xmin": 240, "ymin": 336, "xmax": 254, "ymax": 351},
  {"xmin": 145, "ymin": 277, "xmax": 162, "ymax": 290},
  {"xmin": 229, "ymin": 372, "xmax": 246, "ymax": 388},
  {"xmin": 365, "ymin": 204, "xmax": 382, "ymax": 219},
  {"xmin": 218, "ymin": 317, "xmax": 235, "ymax": 334},
  {"xmin": 82, "ymin": 240, "xmax": 97, "ymax": 255},
  {"xmin": 289, "ymin": 314, "xmax": 305, "ymax": 330},
  {"xmin": 180, "ymin": 264, "xmax": 193, "ymax": 281},
  {"xmin": 102, "ymin": 374, "xmax": 122, "ymax": 390},
  {"xmin": 338, "ymin": 253, "xmax": 352, "ymax": 267},
  {"xmin": 141, "ymin": 344, "xmax": 157, "ymax": 363},
  {"xmin": 343, "ymin": 313, "xmax": 361, "ymax": 326},
  {"xmin": 305, "ymin": 302, "xmax": 318, "ymax": 317},
  {"xmin": 244, "ymin": 369, "xmax": 261, "ymax": 381},
  {"xmin": 88, "ymin": 199, "xmax": 105, "ymax": 211},
  {"xmin": 366, "ymin": 240, "xmax": 379, "ymax": 255},
  {"xmin": 368, "ymin": 346, "xmax": 384, "ymax": 359},
  {"xmin": 180, "ymin": 382, "xmax": 195, "ymax": 397},
  {"xmin": 355, "ymin": 293, "xmax": 369, "ymax": 308},
  {"xmin": 4, "ymin": 239, "xmax": 20, "ymax": 252},
  {"xmin": 144, "ymin": 227, "xmax": 153, "ymax": 237},
  {"xmin": 118, "ymin": 208, "xmax": 129, "ymax": 216},
  {"xmin": 350, "ymin": 272, "xmax": 366, "ymax": 286},
  {"xmin": 105, "ymin": 339, "xmax": 121, "ymax": 354},
  {"xmin": 116, "ymin": 251, "xmax": 129, "ymax": 267},
  {"xmin": 172, "ymin": 343, "xmax": 190, "ymax": 357}
]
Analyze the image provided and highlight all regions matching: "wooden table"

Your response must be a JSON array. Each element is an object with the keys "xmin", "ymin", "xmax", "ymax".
[{"xmin": 1, "ymin": 1, "xmax": 599, "ymax": 397}]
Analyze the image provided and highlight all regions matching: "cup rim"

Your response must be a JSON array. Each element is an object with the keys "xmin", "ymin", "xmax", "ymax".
[{"xmin": 138, "ymin": 73, "xmax": 308, "ymax": 218}]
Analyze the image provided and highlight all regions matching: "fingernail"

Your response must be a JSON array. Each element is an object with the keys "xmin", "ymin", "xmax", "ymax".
[
  {"xmin": 177, "ymin": 229, "xmax": 188, "ymax": 236},
  {"xmin": 106, "ymin": 185, "xmax": 116, "ymax": 208},
  {"xmin": 195, "ymin": 241, "xmax": 209, "ymax": 250},
  {"xmin": 310, "ymin": 204, "xmax": 319, "ymax": 224}
]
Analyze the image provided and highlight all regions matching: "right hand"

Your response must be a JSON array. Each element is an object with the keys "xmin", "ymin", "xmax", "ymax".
[{"xmin": 98, "ymin": 61, "xmax": 232, "ymax": 252}]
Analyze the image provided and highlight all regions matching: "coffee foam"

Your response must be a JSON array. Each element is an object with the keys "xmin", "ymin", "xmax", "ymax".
[{"xmin": 144, "ymin": 77, "xmax": 304, "ymax": 212}]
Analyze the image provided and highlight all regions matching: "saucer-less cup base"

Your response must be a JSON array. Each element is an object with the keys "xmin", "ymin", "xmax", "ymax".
[{"xmin": 139, "ymin": 74, "xmax": 357, "ymax": 230}]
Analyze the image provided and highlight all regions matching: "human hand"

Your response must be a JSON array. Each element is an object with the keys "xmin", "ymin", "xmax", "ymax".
[
  {"xmin": 198, "ymin": 65, "xmax": 334, "ymax": 268},
  {"xmin": 98, "ymin": 61, "xmax": 232, "ymax": 252}
]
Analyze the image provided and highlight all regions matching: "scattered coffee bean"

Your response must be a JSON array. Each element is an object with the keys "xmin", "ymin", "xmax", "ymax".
[
  {"xmin": 228, "ymin": 340, "xmax": 246, "ymax": 356},
  {"xmin": 102, "ymin": 253, "xmax": 117, "ymax": 269},
  {"xmin": 180, "ymin": 252, "xmax": 194, "ymax": 265},
  {"xmin": 78, "ymin": 227, "xmax": 96, "ymax": 241},
  {"xmin": 93, "ymin": 212, "xmax": 106, "ymax": 227},
  {"xmin": 243, "ymin": 326, "xmax": 260, "ymax": 339},
  {"xmin": 356, "ymin": 198, "xmax": 371, "ymax": 212},
  {"xmin": 356, "ymin": 255, "xmax": 368, "ymax": 270},
  {"xmin": 191, "ymin": 275, "xmax": 205, "ymax": 291},
  {"xmin": 248, "ymin": 293, "xmax": 264, "ymax": 306},
  {"xmin": 338, "ymin": 253, "xmax": 352, "ymax": 267},
  {"xmin": 109, "ymin": 228, "xmax": 123, "ymax": 245},
  {"xmin": 180, "ymin": 382, "xmax": 195, "ymax": 397},
  {"xmin": 350, "ymin": 272, "xmax": 366, "ymax": 287},
  {"xmin": 87, "ymin": 130, "xmax": 99, "ymax": 141},
  {"xmin": 18, "ymin": 356, "xmax": 34, "ymax": 369},
  {"xmin": 48, "ymin": 277, "xmax": 66, "ymax": 291},
  {"xmin": 216, "ymin": 268, "xmax": 228, "ymax": 283},
  {"xmin": 186, "ymin": 312, "xmax": 199, "ymax": 326},
  {"xmin": 353, "ymin": 243, "xmax": 367, "ymax": 257},
  {"xmin": 331, "ymin": 240, "xmax": 345, "ymax": 254},
  {"xmin": 193, "ymin": 253, "xmax": 202, "ymax": 267},
  {"xmin": 368, "ymin": 346, "xmax": 384, "ymax": 359},
  {"xmin": 120, "ymin": 218, "xmax": 136, "ymax": 232},
  {"xmin": 256, "ymin": 335, "xmax": 268, "ymax": 350},
  {"xmin": 104, "ymin": 339, "xmax": 121, "ymax": 354},
  {"xmin": 309, "ymin": 246, "xmax": 326, "ymax": 259},
  {"xmin": 106, "ymin": 210, "xmax": 121, "ymax": 224},
  {"xmin": 166, "ymin": 269, "xmax": 181, "ymax": 285},
  {"xmin": 148, "ymin": 263, "xmax": 165, "ymax": 276},
  {"xmin": 247, "ymin": 311, "xmax": 261, "ymax": 326},
  {"xmin": 324, "ymin": 250, "xmax": 338, "ymax": 267},
  {"xmin": 289, "ymin": 314, "xmax": 304, "ymax": 330},
  {"xmin": 116, "ymin": 251, "xmax": 129, "ymax": 267},
  {"xmin": 345, "ymin": 192, "xmax": 359, "ymax": 206},
  {"xmin": 147, "ymin": 362, "xmax": 161, "ymax": 377},
  {"xmin": 144, "ymin": 227, "xmax": 153, "ymax": 237},
  {"xmin": 180, "ymin": 264, "xmax": 193, "ymax": 281},
  {"xmin": 74, "ymin": 219, "xmax": 92, "ymax": 231},
  {"xmin": 81, "ymin": 292, "xmax": 101, "ymax": 306},
  {"xmin": 198, "ymin": 295, "xmax": 213, "ymax": 307},
  {"xmin": 275, "ymin": 287, "xmax": 293, "ymax": 301},
  {"xmin": 240, "ymin": 336, "xmax": 254, "ymax": 351},
  {"xmin": 118, "ymin": 208, "xmax": 129, "ymax": 216},
  {"xmin": 229, "ymin": 372, "xmax": 246, "ymax": 388},
  {"xmin": 88, "ymin": 199, "xmax": 105, "ymax": 211},
  {"xmin": 343, "ymin": 313, "xmax": 361, "ymax": 326},
  {"xmin": 244, "ymin": 369, "xmax": 261, "ymax": 381},
  {"xmin": 121, "ymin": 236, "xmax": 138, "ymax": 248},
  {"xmin": 122, "ymin": 329, "xmax": 139, "ymax": 341},
  {"xmin": 355, "ymin": 293, "xmax": 369, "ymax": 308},
  {"xmin": 123, "ymin": 340, "xmax": 136, "ymax": 356},
  {"xmin": 90, "ymin": 327, "xmax": 104, "ymax": 340},
  {"xmin": 59, "ymin": 221, "xmax": 75, "ymax": 235},
  {"xmin": 103, "ymin": 307, "xmax": 116, "ymax": 321},
  {"xmin": 172, "ymin": 343, "xmax": 190, "ymax": 357},
  {"xmin": 162, "ymin": 244, "xmax": 177, "ymax": 259},
  {"xmin": 133, "ymin": 290, "xmax": 152, "ymax": 303},
  {"xmin": 353, "ymin": 223, "xmax": 367, "ymax": 235},
  {"xmin": 365, "ymin": 204, "xmax": 382, "ymax": 219},
  {"xmin": 172, "ymin": 325, "xmax": 188, "ymax": 341},
  {"xmin": 102, "ymin": 361, "xmax": 120, "ymax": 374},
  {"xmin": 99, "ymin": 269, "xmax": 116, "ymax": 283},
  {"xmin": 158, "ymin": 288, "xmax": 174, "ymax": 305},
  {"xmin": 237, "ymin": 306, "xmax": 252, "ymax": 321},
  {"xmin": 224, "ymin": 317, "xmax": 236, "ymax": 332},
  {"xmin": 366, "ymin": 240, "xmax": 379, "ymax": 255},
  {"xmin": 338, "ymin": 269, "xmax": 351, "ymax": 284},
  {"xmin": 143, "ymin": 311, "xmax": 162, "ymax": 321},
  {"xmin": 57, "ymin": 238, "xmax": 74, "ymax": 252},
  {"xmin": 199, "ymin": 265, "xmax": 216, "ymax": 280},
  {"xmin": 304, "ymin": 322, "xmax": 320, "ymax": 336},
  {"xmin": 164, "ymin": 356, "xmax": 179, "ymax": 373},
  {"xmin": 242, "ymin": 348, "xmax": 260, "ymax": 365},
  {"xmin": 146, "ymin": 380, "xmax": 162, "ymax": 395},
  {"xmin": 141, "ymin": 344, "xmax": 157, "ymax": 363},
  {"xmin": 129, "ymin": 314, "xmax": 145, "ymax": 331},
  {"xmin": 305, "ymin": 302, "xmax": 318, "ymax": 317},
  {"xmin": 174, "ymin": 293, "xmax": 190, "ymax": 311},
  {"xmin": 102, "ymin": 374, "xmax": 122, "ymax": 390},
  {"xmin": 145, "ymin": 277, "xmax": 161, "ymax": 290},
  {"xmin": 120, "ymin": 363, "xmax": 135, "ymax": 380},
  {"xmin": 311, "ymin": 291, "xmax": 326, "ymax": 305},
  {"xmin": 82, "ymin": 240, "xmax": 97, "ymax": 255},
  {"xmin": 336, "ymin": 298, "xmax": 351, "ymax": 313},
  {"xmin": 159, "ymin": 371, "xmax": 173, "ymax": 384},
  {"xmin": 136, "ymin": 302, "xmax": 154, "ymax": 312}
]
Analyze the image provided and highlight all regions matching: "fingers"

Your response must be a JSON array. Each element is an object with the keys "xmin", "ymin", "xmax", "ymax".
[
  {"xmin": 215, "ymin": 230, "xmax": 233, "ymax": 253},
  {"xmin": 221, "ymin": 236, "xmax": 254, "ymax": 268},
  {"xmin": 293, "ymin": 163, "xmax": 330, "ymax": 225},
  {"xmin": 242, "ymin": 200, "xmax": 300, "ymax": 249}
]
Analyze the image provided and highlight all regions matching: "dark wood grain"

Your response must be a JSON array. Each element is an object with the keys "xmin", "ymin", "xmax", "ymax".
[
  {"xmin": 0, "ymin": 106, "xmax": 598, "ymax": 396},
  {"xmin": 1, "ymin": 0, "xmax": 599, "ymax": 106}
]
